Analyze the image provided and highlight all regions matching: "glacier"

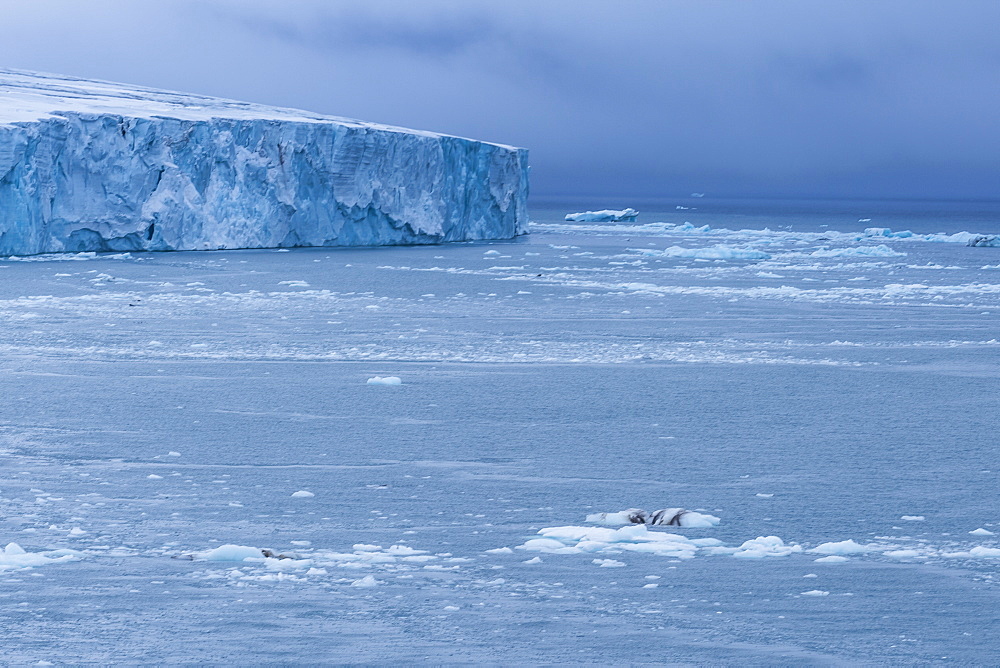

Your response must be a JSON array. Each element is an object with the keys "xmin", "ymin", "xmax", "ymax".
[{"xmin": 0, "ymin": 69, "xmax": 529, "ymax": 255}]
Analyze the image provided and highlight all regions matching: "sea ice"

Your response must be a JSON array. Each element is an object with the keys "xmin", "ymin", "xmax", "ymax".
[
  {"xmin": 810, "ymin": 245, "xmax": 905, "ymax": 258},
  {"xmin": 199, "ymin": 544, "xmax": 265, "ymax": 562},
  {"xmin": 291, "ymin": 490, "xmax": 315, "ymax": 498},
  {"xmin": 631, "ymin": 245, "xmax": 770, "ymax": 261},
  {"xmin": 0, "ymin": 543, "xmax": 80, "ymax": 571},
  {"xmin": 367, "ymin": 376, "xmax": 402, "ymax": 386},
  {"xmin": 586, "ymin": 508, "xmax": 721, "ymax": 528},
  {"xmin": 809, "ymin": 539, "xmax": 875, "ymax": 555},
  {"xmin": 565, "ymin": 209, "xmax": 639, "ymax": 222},
  {"xmin": 730, "ymin": 536, "xmax": 802, "ymax": 559}
]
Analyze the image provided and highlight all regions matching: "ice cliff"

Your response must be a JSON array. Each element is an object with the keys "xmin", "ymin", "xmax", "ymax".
[{"xmin": 0, "ymin": 69, "xmax": 529, "ymax": 254}]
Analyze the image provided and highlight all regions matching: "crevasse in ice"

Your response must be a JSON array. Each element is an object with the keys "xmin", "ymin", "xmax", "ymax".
[{"xmin": 0, "ymin": 69, "xmax": 529, "ymax": 255}]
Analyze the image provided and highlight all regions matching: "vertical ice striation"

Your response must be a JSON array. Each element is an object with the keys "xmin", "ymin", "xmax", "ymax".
[{"xmin": 0, "ymin": 69, "xmax": 529, "ymax": 255}]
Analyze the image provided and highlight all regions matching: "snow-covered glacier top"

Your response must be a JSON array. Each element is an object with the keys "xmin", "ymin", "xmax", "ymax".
[
  {"xmin": 0, "ymin": 69, "xmax": 528, "ymax": 255},
  {"xmin": 0, "ymin": 68, "xmax": 514, "ymax": 148}
]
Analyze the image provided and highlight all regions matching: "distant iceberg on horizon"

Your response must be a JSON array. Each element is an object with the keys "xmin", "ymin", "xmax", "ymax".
[
  {"xmin": 0, "ymin": 69, "xmax": 529, "ymax": 255},
  {"xmin": 565, "ymin": 208, "xmax": 638, "ymax": 222}
]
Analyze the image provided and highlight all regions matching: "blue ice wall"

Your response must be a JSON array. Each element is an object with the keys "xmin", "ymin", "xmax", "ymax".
[{"xmin": 0, "ymin": 71, "xmax": 528, "ymax": 254}]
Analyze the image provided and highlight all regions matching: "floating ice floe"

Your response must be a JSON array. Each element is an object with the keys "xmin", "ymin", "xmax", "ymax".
[
  {"xmin": 565, "ymin": 208, "xmax": 639, "ymax": 222},
  {"xmin": 728, "ymin": 536, "xmax": 803, "ymax": 559},
  {"xmin": 291, "ymin": 490, "xmax": 315, "ymax": 498},
  {"xmin": 900, "ymin": 515, "xmax": 925, "ymax": 521},
  {"xmin": 809, "ymin": 539, "xmax": 877, "ymax": 555},
  {"xmin": 515, "ymin": 524, "xmax": 722, "ymax": 559},
  {"xmin": 630, "ymin": 245, "xmax": 770, "ymax": 261},
  {"xmin": 864, "ymin": 227, "xmax": 914, "ymax": 239},
  {"xmin": 810, "ymin": 245, "xmax": 906, "ymax": 258},
  {"xmin": 0, "ymin": 542, "xmax": 81, "ymax": 571},
  {"xmin": 967, "ymin": 235, "xmax": 1000, "ymax": 247},
  {"xmin": 367, "ymin": 376, "xmax": 402, "ymax": 386},
  {"xmin": 969, "ymin": 528, "xmax": 995, "ymax": 536},
  {"xmin": 586, "ymin": 508, "xmax": 721, "ymax": 528}
]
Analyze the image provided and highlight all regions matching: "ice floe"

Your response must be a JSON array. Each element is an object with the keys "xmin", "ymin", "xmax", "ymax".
[
  {"xmin": 565, "ymin": 208, "xmax": 639, "ymax": 222},
  {"xmin": 367, "ymin": 376, "xmax": 402, "ymax": 385},
  {"xmin": 586, "ymin": 508, "xmax": 721, "ymax": 528},
  {"xmin": 630, "ymin": 245, "xmax": 771, "ymax": 260},
  {"xmin": 0, "ymin": 542, "xmax": 81, "ymax": 571}
]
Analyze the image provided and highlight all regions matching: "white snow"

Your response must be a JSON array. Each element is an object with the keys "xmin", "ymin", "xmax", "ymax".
[
  {"xmin": 565, "ymin": 209, "xmax": 639, "ymax": 222},
  {"xmin": 367, "ymin": 376, "xmax": 402, "ymax": 386}
]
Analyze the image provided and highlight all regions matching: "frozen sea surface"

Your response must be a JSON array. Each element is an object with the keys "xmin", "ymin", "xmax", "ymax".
[{"xmin": 1, "ymin": 197, "xmax": 999, "ymax": 664}]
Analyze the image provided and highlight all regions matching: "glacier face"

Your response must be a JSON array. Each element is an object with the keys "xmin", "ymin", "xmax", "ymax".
[{"xmin": 0, "ymin": 69, "xmax": 529, "ymax": 254}]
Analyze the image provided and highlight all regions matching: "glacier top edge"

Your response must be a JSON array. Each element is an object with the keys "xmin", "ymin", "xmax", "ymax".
[{"xmin": 0, "ymin": 67, "xmax": 522, "ymax": 150}]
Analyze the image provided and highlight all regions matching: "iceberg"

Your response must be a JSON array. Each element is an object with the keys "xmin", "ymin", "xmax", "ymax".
[
  {"xmin": 967, "ymin": 235, "xmax": 1000, "ymax": 248},
  {"xmin": 0, "ymin": 69, "xmax": 529, "ymax": 255},
  {"xmin": 565, "ymin": 208, "xmax": 639, "ymax": 222}
]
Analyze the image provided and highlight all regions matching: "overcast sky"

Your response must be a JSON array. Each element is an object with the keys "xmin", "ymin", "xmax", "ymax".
[{"xmin": 1, "ymin": 0, "xmax": 997, "ymax": 200}]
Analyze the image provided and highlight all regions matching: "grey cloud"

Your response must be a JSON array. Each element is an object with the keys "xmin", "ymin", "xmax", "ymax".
[{"xmin": 0, "ymin": 0, "xmax": 997, "ymax": 200}]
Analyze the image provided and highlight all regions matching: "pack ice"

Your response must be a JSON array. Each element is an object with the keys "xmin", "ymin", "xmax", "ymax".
[{"xmin": 0, "ymin": 69, "xmax": 529, "ymax": 255}]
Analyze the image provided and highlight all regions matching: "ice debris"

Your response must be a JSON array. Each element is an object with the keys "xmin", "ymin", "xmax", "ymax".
[
  {"xmin": 0, "ymin": 542, "xmax": 80, "ymax": 571},
  {"xmin": 565, "ymin": 209, "xmax": 639, "ymax": 222},
  {"xmin": 367, "ymin": 376, "xmax": 402, "ymax": 386},
  {"xmin": 586, "ymin": 508, "xmax": 721, "ymax": 528}
]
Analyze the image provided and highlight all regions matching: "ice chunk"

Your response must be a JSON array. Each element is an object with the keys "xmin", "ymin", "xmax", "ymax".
[
  {"xmin": 863, "ymin": 227, "xmax": 914, "ymax": 239},
  {"xmin": 350, "ymin": 575, "xmax": 380, "ymax": 587},
  {"xmin": 291, "ymin": 490, "xmax": 315, "ymax": 498},
  {"xmin": 586, "ymin": 508, "xmax": 720, "ymax": 528},
  {"xmin": 367, "ymin": 376, "xmax": 402, "ymax": 386},
  {"xmin": 565, "ymin": 209, "xmax": 639, "ymax": 222},
  {"xmin": 969, "ymin": 528, "xmax": 995, "ymax": 536},
  {"xmin": 967, "ymin": 235, "xmax": 1000, "ymax": 247},
  {"xmin": 632, "ymin": 245, "xmax": 770, "ymax": 261},
  {"xmin": 969, "ymin": 546, "xmax": 1000, "ymax": 558},
  {"xmin": 810, "ymin": 245, "xmax": 906, "ymax": 258},
  {"xmin": 814, "ymin": 555, "xmax": 849, "ymax": 563},
  {"xmin": 900, "ymin": 515, "xmax": 925, "ymax": 521},
  {"xmin": 731, "ymin": 536, "xmax": 802, "ymax": 559},
  {"xmin": 0, "ymin": 69, "xmax": 528, "ymax": 255},
  {"xmin": 199, "ymin": 544, "xmax": 264, "ymax": 562},
  {"xmin": 809, "ymin": 539, "xmax": 874, "ymax": 555},
  {"xmin": 801, "ymin": 590, "xmax": 830, "ymax": 597},
  {"xmin": 592, "ymin": 558, "xmax": 626, "ymax": 568}
]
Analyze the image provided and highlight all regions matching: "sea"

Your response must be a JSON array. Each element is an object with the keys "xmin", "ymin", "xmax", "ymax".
[{"xmin": 1, "ymin": 196, "xmax": 998, "ymax": 664}]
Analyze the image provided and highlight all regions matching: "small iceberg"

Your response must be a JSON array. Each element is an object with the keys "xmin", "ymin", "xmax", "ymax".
[
  {"xmin": 968, "ymin": 235, "xmax": 1000, "ymax": 248},
  {"xmin": 565, "ymin": 208, "xmax": 639, "ymax": 222}
]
